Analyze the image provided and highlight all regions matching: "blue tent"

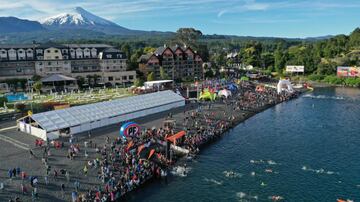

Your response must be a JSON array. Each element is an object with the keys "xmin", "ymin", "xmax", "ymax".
[{"xmin": 227, "ymin": 83, "xmax": 238, "ymax": 93}]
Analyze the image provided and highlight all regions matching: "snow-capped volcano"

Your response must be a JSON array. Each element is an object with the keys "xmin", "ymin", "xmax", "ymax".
[
  {"xmin": 42, "ymin": 7, "xmax": 116, "ymax": 26},
  {"xmin": 41, "ymin": 7, "xmax": 136, "ymax": 35}
]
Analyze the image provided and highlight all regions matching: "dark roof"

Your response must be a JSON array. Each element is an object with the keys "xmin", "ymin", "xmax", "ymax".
[
  {"xmin": 102, "ymin": 47, "xmax": 121, "ymax": 53},
  {"xmin": 64, "ymin": 44, "xmax": 112, "ymax": 48},
  {"xmin": 170, "ymin": 45, "xmax": 186, "ymax": 53},
  {"xmin": 37, "ymin": 42, "xmax": 67, "ymax": 49},
  {"xmin": 154, "ymin": 47, "xmax": 166, "ymax": 55},
  {"xmin": 0, "ymin": 44, "xmax": 39, "ymax": 49},
  {"xmin": 138, "ymin": 53, "xmax": 155, "ymax": 63},
  {"xmin": 41, "ymin": 74, "xmax": 76, "ymax": 82}
]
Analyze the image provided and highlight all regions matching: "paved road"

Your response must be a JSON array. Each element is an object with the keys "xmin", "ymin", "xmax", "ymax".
[{"xmin": 0, "ymin": 105, "xmax": 195, "ymax": 201}]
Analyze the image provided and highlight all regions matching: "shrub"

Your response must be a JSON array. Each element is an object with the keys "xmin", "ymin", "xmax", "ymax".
[
  {"xmin": 14, "ymin": 103, "xmax": 26, "ymax": 112},
  {"xmin": 344, "ymin": 77, "xmax": 360, "ymax": 87},
  {"xmin": 308, "ymin": 74, "xmax": 325, "ymax": 81},
  {"xmin": 323, "ymin": 75, "xmax": 344, "ymax": 85},
  {"xmin": 0, "ymin": 96, "xmax": 7, "ymax": 106}
]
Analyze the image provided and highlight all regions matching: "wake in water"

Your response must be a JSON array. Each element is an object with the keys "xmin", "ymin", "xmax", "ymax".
[
  {"xmin": 301, "ymin": 165, "xmax": 339, "ymax": 175},
  {"xmin": 302, "ymin": 94, "xmax": 345, "ymax": 100},
  {"xmin": 203, "ymin": 177, "xmax": 223, "ymax": 185},
  {"xmin": 250, "ymin": 159, "xmax": 280, "ymax": 165},
  {"xmin": 268, "ymin": 195, "xmax": 284, "ymax": 201},
  {"xmin": 236, "ymin": 192, "xmax": 258, "ymax": 201},
  {"xmin": 171, "ymin": 166, "xmax": 191, "ymax": 177},
  {"xmin": 223, "ymin": 170, "xmax": 242, "ymax": 178}
]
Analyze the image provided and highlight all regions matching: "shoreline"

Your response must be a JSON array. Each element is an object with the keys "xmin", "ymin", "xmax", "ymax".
[
  {"xmin": 121, "ymin": 89, "xmax": 303, "ymax": 200},
  {"xmin": 0, "ymin": 83, "xmax": 304, "ymax": 202}
]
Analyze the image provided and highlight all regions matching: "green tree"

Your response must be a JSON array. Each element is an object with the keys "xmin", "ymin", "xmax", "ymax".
[
  {"xmin": 317, "ymin": 61, "xmax": 337, "ymax": 75},
  {"xmin": 349, "ymin": 28, "xmax": 360, "ymax": 48},
  {"xmin": 175, "ymin": 28, "xmax": 202, "ymax": 48},
  {"xmin": 33, "ymin": 81, "xmax": 42, "ymax": 94},
  {"xmin": 160, "ymin": 67, "xmax": 169, "ymax": 80},
  {"xmin": 147, "ymin": 72, "xmax": 155, "ymax": 81},
  {"xmin": 134, "ymin": 78, "xmax": 144, "ymax": 87},
  {"xmin": 143, "ymin": 47, "xmax": 156, "ymax": 54},
  {"xmin": 31, "ymin": 75, "xmax": 41, "ymax": 81}
]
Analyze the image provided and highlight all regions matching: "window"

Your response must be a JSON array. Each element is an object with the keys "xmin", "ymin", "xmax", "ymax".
[
  {"xmin": 54, "ymin": 50, "xmax": 58, "ymax": 53},
  {"xmin": 18, "ymin": 51, "xmax": 23, "ymax": 54},
  {"xmin": 106, "ymin": 54, "xmax": 112, "ymax": 58},
  {"xmin": 39, "ymin": 68, "xmax": 42, "ymax": 72},
  {"xmin": 73, "ymin": 67, "xmax": 79, "ymax": 71},
  {"xmin": 1, "ymin": 51, "xmax": 6, "ymax": 54},
  {"xmin": 47, "ymin": 50, "xmax": 51, "ymax": 53},
  {"xmin": 122, "ymin": 76, "xmax": 127, "ymax": 80},
  {"xmin": 55, "ymin": 56, "xmax": 59, "ymax": 59},
  {"xmin": 16, "ymin": 68, "xmax": 22, "ymax": 72},
  {"xmin": 48, "ymin": 62, "xmax": 51, "ymax": 65},
  {"xmin": 113, "ymin": 60, "xmax": 116, "ymax": 63},
  {"xmin": 92, "ymin": 66, "xmax": 97, "ymax": 70},
  {"xmin": 129, "ymin": 75, "xmax": 134, "ymax": 80},
  {"xmin": 106, "ymin": 67, "xmax": 109, "ymax": 69},
  {"xmin": 108, "ymin": 77, "xmax": 113, "ymax": 81},
  {"xmin": 83, "ymin": 67, "xmax": 88, "ymax": 70}
]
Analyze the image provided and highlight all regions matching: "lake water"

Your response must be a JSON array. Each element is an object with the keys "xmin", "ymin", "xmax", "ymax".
[{"xmin": 129, "ymin": 87, "xmax": 360, "ymax": 202}]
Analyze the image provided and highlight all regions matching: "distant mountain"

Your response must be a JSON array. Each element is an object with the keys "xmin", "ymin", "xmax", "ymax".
[
  {"xmin": 304, "ymin": 35, "xmax": 334, "ymax": 41},
  {"xmin": 0, "ymin": 17, "xmax": 45, "ymax": 33},
  {"xmin": 41, "ymin": 7, "xmax": 141, "ymax": 35}
]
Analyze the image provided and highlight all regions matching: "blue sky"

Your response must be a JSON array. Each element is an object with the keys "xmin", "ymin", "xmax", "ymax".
[{"xmin": 0, "ymin": 0, "xmax": 360, "ymax": 38}]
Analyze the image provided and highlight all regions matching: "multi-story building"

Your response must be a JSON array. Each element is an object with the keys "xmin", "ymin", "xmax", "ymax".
[
  {"xmin": 138, "ymin": 45, "xmax": 203, "ymax": 81},
  {"xmin": 0, "ymin": 43, "xmax": 136, "ymax": 86}
]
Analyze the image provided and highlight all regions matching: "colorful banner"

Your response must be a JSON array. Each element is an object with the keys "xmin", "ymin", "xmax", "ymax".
[
  {"xmin": 337, "ymin": 66, "xmax": 360, "ymax": 77},
  {"xmin": 286, "ymin": 65, "xmax": 305, "ymax": 73},
  {"xmin": 148, "ymin": 149, "xmax": 155, "ymax": 159},
  {"xmin": 120, "ymin": 122, "xmax": 141, "ymax": 139}
]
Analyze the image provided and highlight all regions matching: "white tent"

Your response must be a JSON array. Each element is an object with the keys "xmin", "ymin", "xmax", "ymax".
[
  {"xmin": 277, "ymin": 79, "xmax": 294, "ymax": 94},
  {"xmin": 218, "ymin": 89, "xmax": 232, "ymax": 98},
  {"xmin": 18, "ymin": 90, "xmax": 185, "ymax": 140}
]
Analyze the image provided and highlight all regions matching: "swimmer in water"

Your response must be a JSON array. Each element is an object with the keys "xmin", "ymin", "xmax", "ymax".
[{"xmin": 265, "ymin": 169, "xmax": 273, "ymax": 173}]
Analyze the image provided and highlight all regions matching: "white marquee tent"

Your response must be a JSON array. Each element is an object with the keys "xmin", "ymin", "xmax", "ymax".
[{"xmin": 18, "ymin": 90, "xmax": 185, "ymax": 140}]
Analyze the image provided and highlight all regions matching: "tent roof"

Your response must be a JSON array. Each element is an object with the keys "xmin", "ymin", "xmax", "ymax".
[
  {"xmin": 166, "ymin": 131, "xmax": 186, "ymax": 144},
  {"xmin": 30, "ymin": 90, "xmax": 184, "ymax": 132},
  {"xmin": 144, "ymin": 80, "xmax": 173, "ymax": 86},
  {"xmin": 41, "ymin": 74, "xmax": 76, "ymax": 82}
]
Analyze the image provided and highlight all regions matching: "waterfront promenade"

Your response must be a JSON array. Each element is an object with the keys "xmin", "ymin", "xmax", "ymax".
[{"xmin": 0, "ymin": 81, "xmax": 298, "ymax": 201}]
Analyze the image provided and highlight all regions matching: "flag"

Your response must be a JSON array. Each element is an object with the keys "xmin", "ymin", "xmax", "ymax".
[
  {"xmin": 127, "ymin": 141, "xmax": 134, "ymax": 151},
  {"xmin": 137, "ymin": 144, "xmax": 145, "ymax": 156},
  {"xmin": 148, "ymin": 149, "xmax": 155, "ymax": 159}
]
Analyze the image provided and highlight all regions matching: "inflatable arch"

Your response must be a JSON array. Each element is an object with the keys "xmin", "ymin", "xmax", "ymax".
[{"xmin": 277, "ymin": 80, "xmax": 294, "ymax": 94}]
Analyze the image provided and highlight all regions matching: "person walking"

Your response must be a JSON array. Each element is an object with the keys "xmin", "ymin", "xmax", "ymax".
[
  {"xmin": 12, "ymin": 168, "xmax": 17, "ymax": 178},
  {"xmin": 74, "ymin": 180, "xmax": 80, "ymax": 192},
  {"xmin": 8, "ymin": 169, "xmax": 13, "ymax": 180},
  {"xmin": 29, "ymin": 149, "xmax": 35, "ymax": 159},
  {"xmin": 44, "ymin": 175, "xmax": 49, "ymax": 185},
  {"xmin": 53, "ymin": 169, "xmax": 58, "ymax": 181},
  {"xmin": 60, "ymin": 183, "xmax": 65, "ymax": 198},
  {"xmin": 65, "ymin": 171, "xmax": 70, "ymax": 182},
  {"xmin": 83, "ymin": 165, "xmax": 88, "ymax": 177},
  {"xmin": 71, "ymin": 191, "xmax": 77, "ymax": 202}
]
